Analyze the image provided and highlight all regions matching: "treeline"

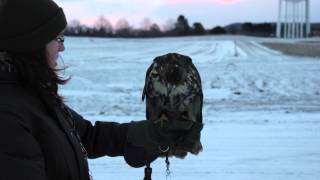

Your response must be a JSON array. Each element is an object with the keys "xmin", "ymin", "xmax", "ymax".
[
  {"xmin": 64, "ymin": 15, "xmax": 229, "ymax": 38},
  {"xmin": 65, "ymin": 15, "xmax": 319, "ymax": 38},
  {"xmin": 224, "ymin": 22, "xmax": 276, "ymax": 37}
]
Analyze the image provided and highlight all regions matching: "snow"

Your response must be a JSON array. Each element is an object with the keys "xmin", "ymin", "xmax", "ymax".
[{"xmin": 59, "ymin": 35, "xmax": 320, "ymax": 180}]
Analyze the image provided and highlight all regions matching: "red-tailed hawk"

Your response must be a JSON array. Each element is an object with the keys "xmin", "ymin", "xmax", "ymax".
[{"xmin": 142, "ymin": 53, "xmax": 203, "ymax": 158}]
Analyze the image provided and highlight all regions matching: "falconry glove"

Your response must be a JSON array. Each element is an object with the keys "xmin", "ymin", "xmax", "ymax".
[{"xmin": 127, "ymin": 119, "xmax": 195, "ymax": 156}]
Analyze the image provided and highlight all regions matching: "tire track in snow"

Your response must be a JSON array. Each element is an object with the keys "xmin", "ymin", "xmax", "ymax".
[{"xmin": 236, "ymin": 40, "xmax": 281, "ymax": 59}]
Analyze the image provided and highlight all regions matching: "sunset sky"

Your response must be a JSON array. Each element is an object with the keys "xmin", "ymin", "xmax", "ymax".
[{"xmin": 55, "ymin": 0, "xmax": 320, "ymax": 29}]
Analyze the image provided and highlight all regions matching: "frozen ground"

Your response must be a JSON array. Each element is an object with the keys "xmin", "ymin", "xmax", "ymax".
[{"xmin": 60, "ymin": 35, "xmax": 320, "ymax": 180}]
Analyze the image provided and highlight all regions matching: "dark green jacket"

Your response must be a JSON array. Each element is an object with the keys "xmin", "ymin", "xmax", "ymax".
[{"xmin": 0, "ymin": 63, "xmax": 156, "ymax": 180}]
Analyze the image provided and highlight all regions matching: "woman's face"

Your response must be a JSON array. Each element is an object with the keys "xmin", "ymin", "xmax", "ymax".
[{"xmin": 46, "ymin": 35, "xmax": 65, "ymax": 68}]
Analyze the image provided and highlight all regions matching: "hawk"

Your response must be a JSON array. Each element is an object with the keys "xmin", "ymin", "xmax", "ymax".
[{"xmin": 142, "ymin": 53, "xmax": 203, "ymax": 158}]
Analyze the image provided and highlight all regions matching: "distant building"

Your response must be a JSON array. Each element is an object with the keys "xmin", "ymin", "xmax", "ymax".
[{"xmin": 276, "ymin": 0, "xmax": 311, "ymax": 38}]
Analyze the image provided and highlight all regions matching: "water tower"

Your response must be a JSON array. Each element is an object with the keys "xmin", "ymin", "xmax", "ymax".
[{"xmin": 276, "ymin": 0, "xmax": 311, "ymax": 38}]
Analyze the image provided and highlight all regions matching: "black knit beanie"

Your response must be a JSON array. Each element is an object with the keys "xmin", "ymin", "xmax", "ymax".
[{"xmin": 0, "ymin": 0, "xmax": 67, "ymax": 53}]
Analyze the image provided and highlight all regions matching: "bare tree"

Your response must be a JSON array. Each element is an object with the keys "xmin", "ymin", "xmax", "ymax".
[
  {"xmin": 69, "ymin": 19, "xmax": 81, "ymax": 28},
  {"xmin": 192, "ymin": 22, "xmax": 206, "ymax": 35},
  {"xmin": 115, "ymin": 18, "xmax": 129, "ymax": 30},
  {"xmin": 140, "ymin": 18, "xmax": 152, "ymax": 31},
  {"xmin": 94, "ymin": 15, "xmax": 113, "ymax": 36},
  {"xmin": 162, "ymin": 18, "xmax": 175, "ymax": 32},
  {"xmin": 115, "ymin": 18, "xmax": 132, "ymax": 37},
  {"xmin": 65, "ymin": 19, "xmax": 82, "ymax": 35},
  {"xmin": 175, "ymin": 15, "xmax": 190, "ymax": 36},
  {"xmin": 149, "ymin": 23, "xmax": 162, "ymax": 37}
]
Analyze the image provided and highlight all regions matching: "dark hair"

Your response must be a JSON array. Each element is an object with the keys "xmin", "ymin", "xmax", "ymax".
[{"xmin": 9, "ymin": 48, "xmax": 69, "ymax": 104}]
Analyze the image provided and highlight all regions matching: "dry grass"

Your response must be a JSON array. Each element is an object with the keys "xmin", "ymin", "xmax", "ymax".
[{"xmin": 261, "ymin": 42, "xmax": 320, "ymax": 58}]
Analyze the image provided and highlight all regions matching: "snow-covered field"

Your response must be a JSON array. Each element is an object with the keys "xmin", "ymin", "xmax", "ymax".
[{"xmin": 60, "ymin": 35, "xmax": 320, "ymax": 180}]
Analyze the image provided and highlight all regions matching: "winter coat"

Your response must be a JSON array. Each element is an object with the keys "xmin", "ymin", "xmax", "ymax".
[{"xmin": 0, "ymin": 58, "xmax": 157, "ymax": 180}]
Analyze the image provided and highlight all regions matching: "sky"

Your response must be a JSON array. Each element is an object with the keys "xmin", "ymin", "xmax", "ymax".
[{"xmin": 55, "ymin": 0, "xmax": 320, "ymax": 29}]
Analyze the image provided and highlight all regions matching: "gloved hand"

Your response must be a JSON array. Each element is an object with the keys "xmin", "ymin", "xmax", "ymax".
[{"xmin": 126, "ymin": 119, "xmax": 202, "ymax": 157}]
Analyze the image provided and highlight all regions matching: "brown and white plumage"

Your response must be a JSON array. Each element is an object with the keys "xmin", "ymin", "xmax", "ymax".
[{"xmin": 142, "ymin": 53, "xmax": 203, "ymax": 157}]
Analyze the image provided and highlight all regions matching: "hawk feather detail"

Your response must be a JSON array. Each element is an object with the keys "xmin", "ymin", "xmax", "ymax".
[{"xmin": 142, "ymin": 53, "xmax": 203, "ymax": 158}]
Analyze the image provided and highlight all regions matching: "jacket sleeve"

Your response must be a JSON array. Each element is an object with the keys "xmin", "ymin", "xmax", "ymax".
[
  {"xmin": 68, "ymin": 108, "xmax": 158, "ymax": 167},
  {"xmin": 0, "ymin": 107, "xmax": 48, "ymax": 180},
  {"xmin": 69, "ymin": 108, "xmax": 129, "ymax": 158}
]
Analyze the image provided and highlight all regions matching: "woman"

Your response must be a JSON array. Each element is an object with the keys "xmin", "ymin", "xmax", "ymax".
[{"xmin": 0, "ymin": 0, "xmax": 202, "ymax": 180}]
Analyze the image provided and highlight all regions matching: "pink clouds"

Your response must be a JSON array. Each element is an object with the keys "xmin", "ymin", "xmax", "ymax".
[
  {"xmin": 215, "ymin": 0, "xmax": 243, "ymax": 4},
  {"xmin": 164, "ymin": 0, "xmax": 243, "ymax": 5}
]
